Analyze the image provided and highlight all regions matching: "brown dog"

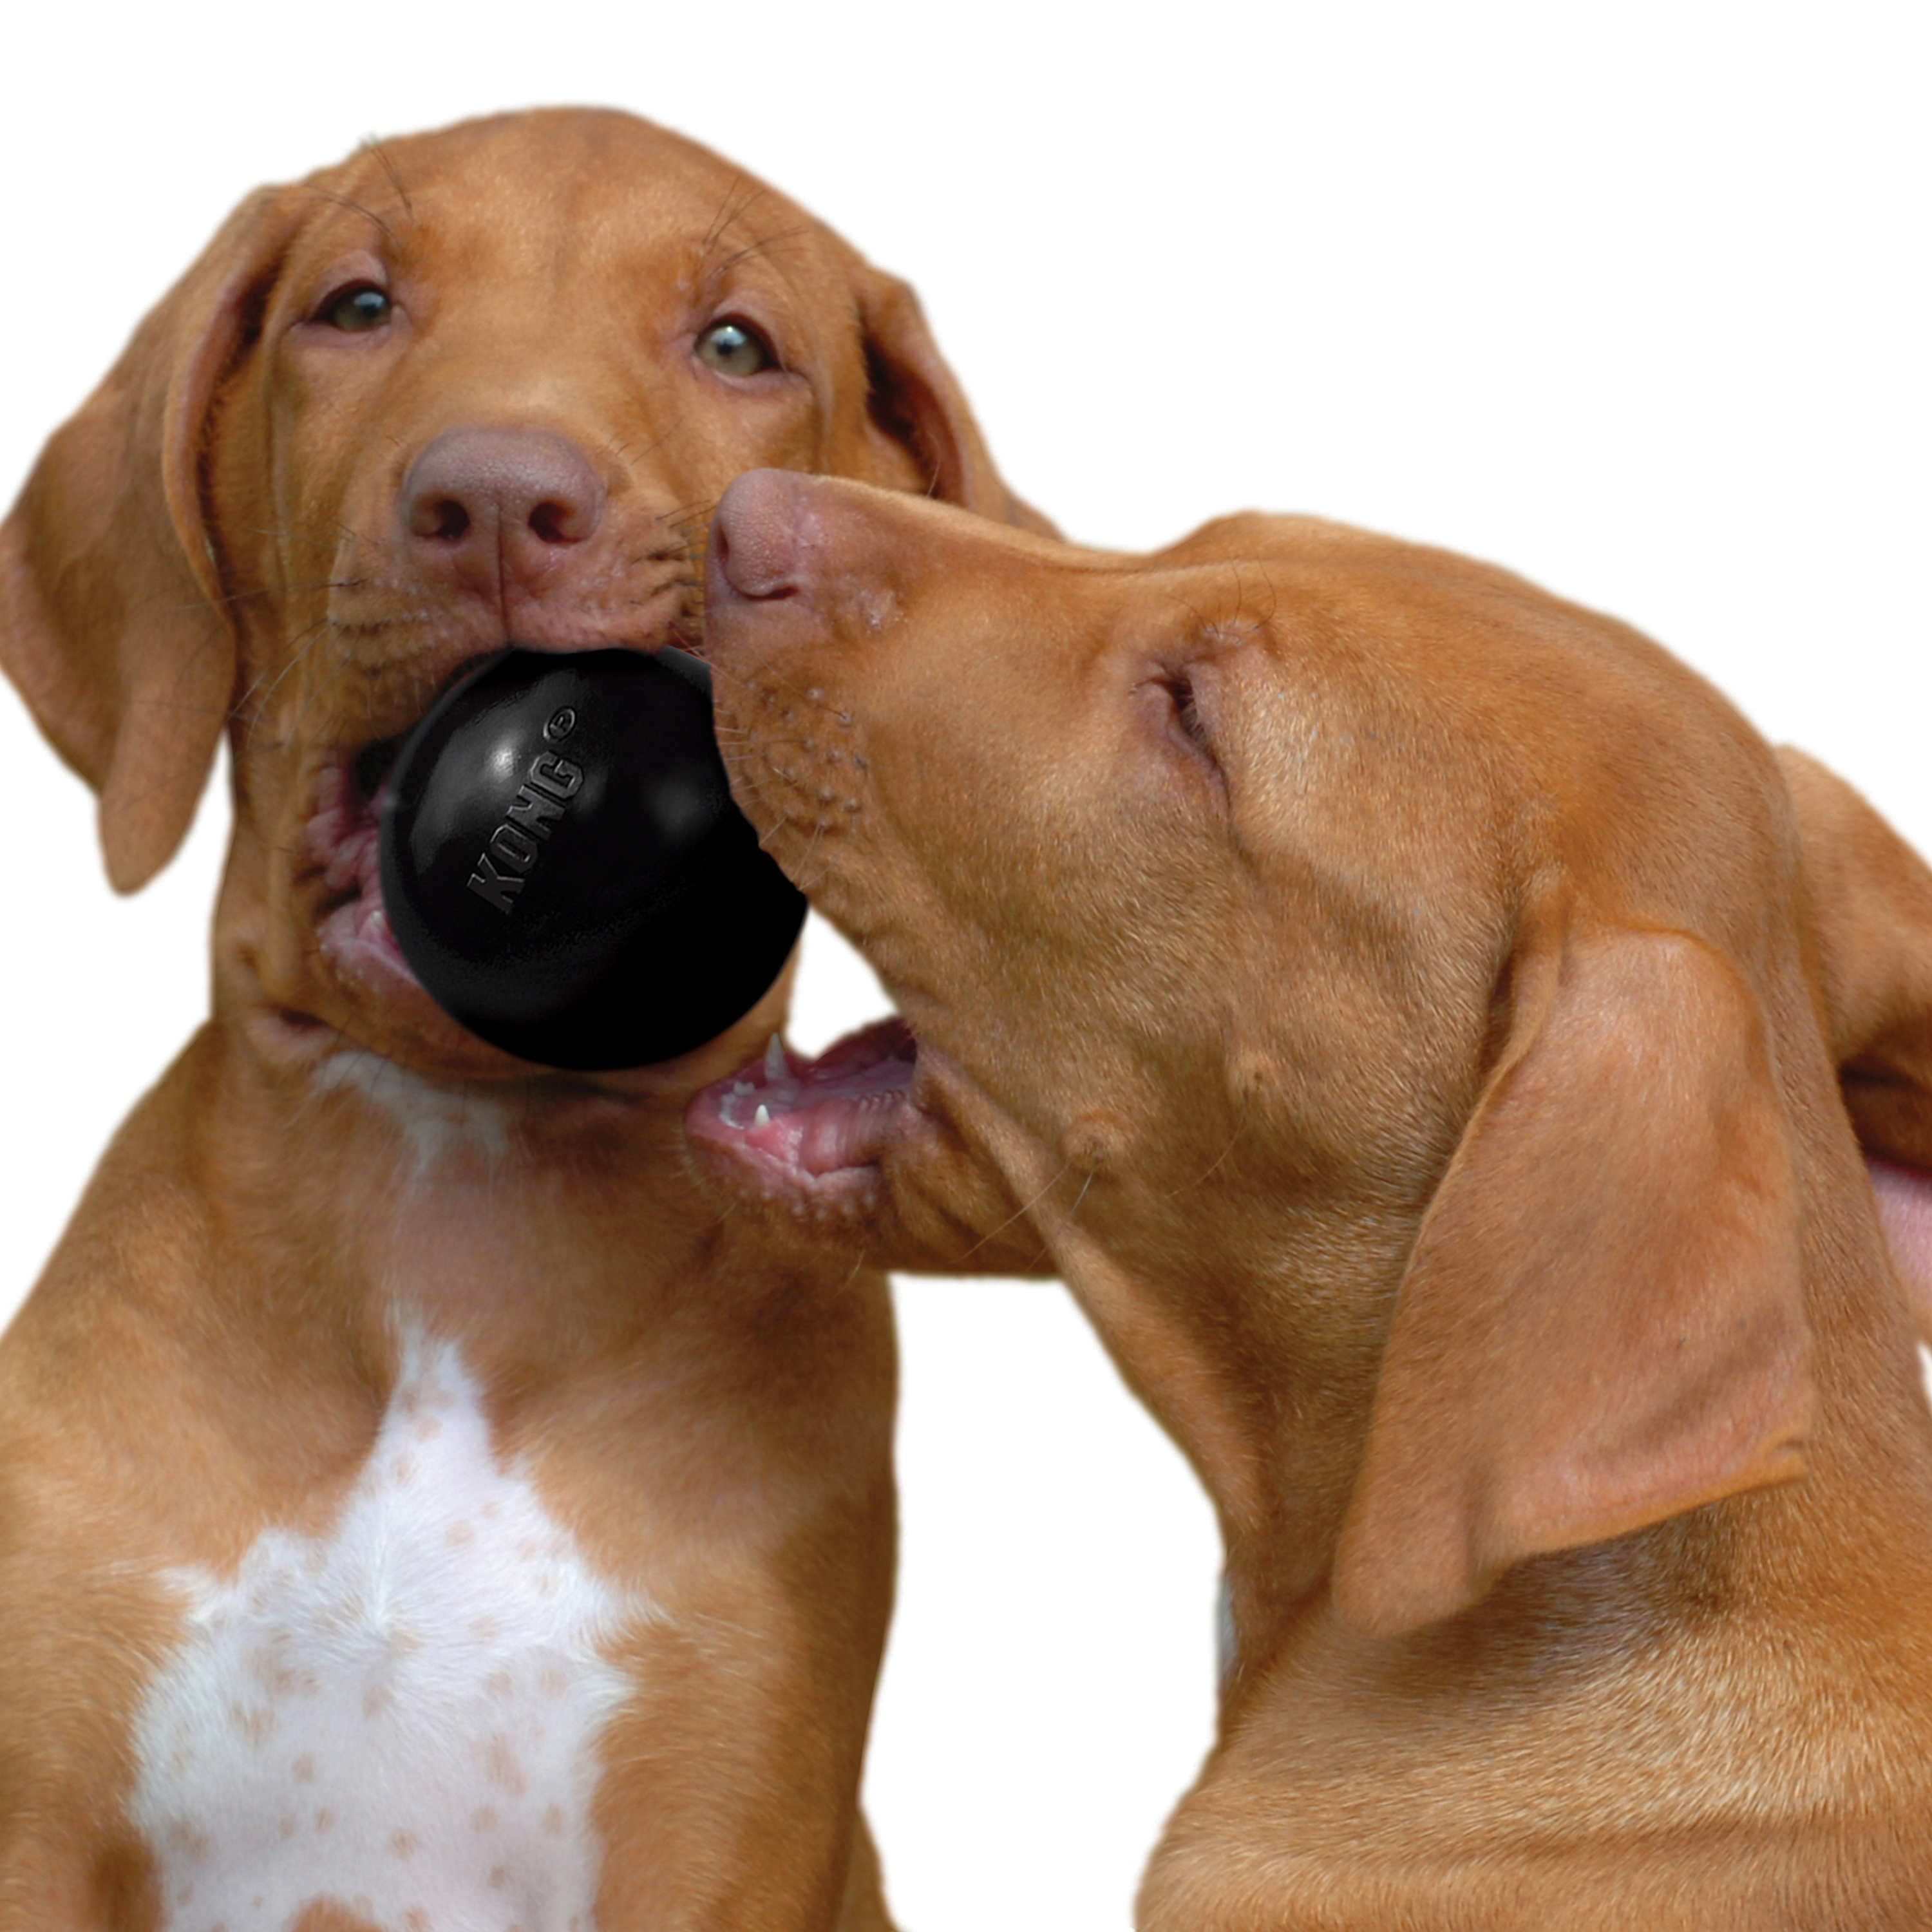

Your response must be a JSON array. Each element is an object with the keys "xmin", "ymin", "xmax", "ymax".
[
  {"xmin": 0, "ymin": 113, "xmax": 1043, "ymax": 1929},
  {"xmin": 692, "ymin": 470, "xmax": 1932, "ymax": 1927},
  {"xmin": 1778, "ymin": 748, "xmax": 1932, "ymax": 1334}
]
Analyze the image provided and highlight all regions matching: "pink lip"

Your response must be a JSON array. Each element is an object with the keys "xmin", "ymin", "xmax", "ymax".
[
  {"xmin": 308, "ymin": 755, "xmax": 417, "ymax": 988},
  {"xmin": 686, "ymin": 1017, "xmax": 918, "ymax": 1209}
]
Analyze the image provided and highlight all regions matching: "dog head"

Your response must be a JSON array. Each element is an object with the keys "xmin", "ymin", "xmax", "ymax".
[
  {"xmin": 0, "ymin": 109, "xmax": 1042, "ymax": 1080},
  {"xmin": 694, "ymin": 471, "xmax": 1856, "ymax": 1638}
]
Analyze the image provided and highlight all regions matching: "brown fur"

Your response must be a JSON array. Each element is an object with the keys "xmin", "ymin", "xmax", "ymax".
[
  {"xmin": 701, "ymin": 471, "xmax": 1932, "ymax": 1927},
  {"xmin": 0, "ymin": 113, "xmax": 1041, "ymax": 1929}
]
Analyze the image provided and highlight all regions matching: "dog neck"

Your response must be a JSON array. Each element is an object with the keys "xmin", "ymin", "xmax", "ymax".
[
  {"xmin": 1034, "ymin": 1095, "xmax": 1932, "ymax": 1716},
  {"xmin": 1037, "ymin": 1203, "xmax": 1385, "ymax": 1667}
]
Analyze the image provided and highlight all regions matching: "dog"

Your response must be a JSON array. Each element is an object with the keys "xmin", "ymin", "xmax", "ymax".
[
  {"xmin": 0, "ymin": 112, "xmax": 1045, "ymax": 1931},
  {"xmin": 1777, "ymin": 747, "xmax": 1932, "ymax": 1334},
  {"xmin": 691, "ymin": 469, "xmax": 1932, "ymax": 1927}
]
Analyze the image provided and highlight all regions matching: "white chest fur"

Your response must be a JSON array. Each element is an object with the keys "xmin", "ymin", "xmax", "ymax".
[{"xmin": 130, "ymin": 1335, "xmax": 645, "ymax": 1932}]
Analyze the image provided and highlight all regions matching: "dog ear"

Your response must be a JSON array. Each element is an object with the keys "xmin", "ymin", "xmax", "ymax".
[
  {"xmin": 0, "ymin": 188, "xmax": 293, "ymax": 893},
  {"xmin": 1777, "ymin": 745, "xmax": 1932, "ymax": 1336},
  {"xmin": 1331, "ymin": 890, "xmax": 1814, "ymax": 1638},
  {"xmin": 852, "ymin": 264, "xmax": 1058, "ymax": 538}
]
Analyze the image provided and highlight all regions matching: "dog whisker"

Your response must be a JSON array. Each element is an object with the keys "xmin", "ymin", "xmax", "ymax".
[
  {"xmin": 714, "ymin": 226, "xmax": 815, "ymax": 278},
  {"xmin": 296, "ymin": 184, "xmax": 404, "ymax": 251},
  {"xmin": 362, "ymin": 139, "xmax": 417, "ymax": 225},
  {"xmin": 949, "ymin": 1160, "xmax": 1075, "ymax": 1268}
]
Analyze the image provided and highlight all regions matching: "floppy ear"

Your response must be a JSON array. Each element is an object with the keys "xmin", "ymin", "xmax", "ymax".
[
  {"xmin": 852, "ymin": 264, "xmax": 1058, "ymax": 538},
  {"xmin": 0, "ymin": 188, "xmax": 292, "ymax": 892},
  {"xmin": 1777, "ymin": 745, "xmax": 1932, "ymax": 1337},
  {"xmin": 1332, "ymin": 892, "xmax": 1813, "ymax": 1638}
]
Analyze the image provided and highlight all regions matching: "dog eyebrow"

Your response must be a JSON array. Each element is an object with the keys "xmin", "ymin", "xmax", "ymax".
[
  {"xmin": 362, "ymin": 140, "xmax": 416, "ymax": 224},
  {"xmin": 714, "ymin": 226, "xmax": 816, "ymax": 278},
  {"xmin": 298, "ymin": 185, "xmax": 415, "ymax": 252},
  {"xmin": 699, "ymin": 176, "xmax": 770, "ymax": 264},
  {"xmin": 690, "ymin": 224, "xmax": 820, "ymax": 325},
  {"xmin": 694, "ymin": 180, "xmax": 819, "ymax": 301}
]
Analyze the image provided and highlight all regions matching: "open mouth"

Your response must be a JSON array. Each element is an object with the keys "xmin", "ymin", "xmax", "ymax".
[
  {"xmin": 309, "ymin": 734, "xmax": 412, "ymax": 980},
  {"xmin": 305, "ymin": 651, "xmax": 509, "ymax": 996},
  {"xmin": 686, "ymin": 1016, "xmax": 919, "ymax": 1211}
]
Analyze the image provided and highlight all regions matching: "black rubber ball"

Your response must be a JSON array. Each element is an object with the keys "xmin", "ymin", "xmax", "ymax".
[{"xmin": 379, "ymin": 647, "xmax": 806, "ymax": 1069}]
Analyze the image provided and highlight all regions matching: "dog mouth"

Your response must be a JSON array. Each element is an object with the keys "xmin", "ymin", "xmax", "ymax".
[
  {"xmin": 309, "ymin": 732, "xmax": 412, "ymax": 983},
  {"xmin": 306, "ymin": 652, "xmax": 506, "ymax": 999},
  {"xmin": 305, "ymin": 634, "xmax": 751, "ymax": 1054},
  {"xmin": 685, "ymin": 1016, "xmax": 920, "ymax": 1213}
]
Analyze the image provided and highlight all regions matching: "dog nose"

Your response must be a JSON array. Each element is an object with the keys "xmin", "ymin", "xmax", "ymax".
[
  {"xmin": 402, "ymin": 429, "xmax": 606, "ymax": 597},
  {"xmin": 711, "ymin": 469, "xmax": 815, "ymax": 599}
]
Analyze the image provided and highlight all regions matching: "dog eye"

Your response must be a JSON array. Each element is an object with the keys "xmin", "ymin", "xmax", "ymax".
[
  {"xmin": 319, "ymin": 284, "xmax": 393, "ymax": 333},
  {"xmin": 1142, "ymin": 667, "xmax": 1227, "ymax": 800},
  {"xmin": 696, "ymin": 319, "xmax": 776, "ymax": 377},
  {"xmin": 1160, "ymin": 673, "xmax": 1215, "ymax": 760}
]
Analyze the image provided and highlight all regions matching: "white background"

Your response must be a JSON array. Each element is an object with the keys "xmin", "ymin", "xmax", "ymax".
[{"xmin": 1, "ymin": 5, "xmax": 1926, "ymax": 1926}]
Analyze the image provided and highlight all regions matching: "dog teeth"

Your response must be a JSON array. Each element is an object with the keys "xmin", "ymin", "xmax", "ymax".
[
  {"xmin": 764, "ymin": 1033, "xmax": 788, "ymax": 1083},
  {"xmin": 754, "ymin": 1104, "xmax": 772, "ymax": 1128}
]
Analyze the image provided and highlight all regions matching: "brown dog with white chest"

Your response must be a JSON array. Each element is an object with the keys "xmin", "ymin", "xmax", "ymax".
[
  {"xmin": 692, "ymin": 469, "xmax": 1932, "ymax": 1927},
  {"xmin": 0, "ymin": 113, "xmax": 1044, "ymax": 1930}
]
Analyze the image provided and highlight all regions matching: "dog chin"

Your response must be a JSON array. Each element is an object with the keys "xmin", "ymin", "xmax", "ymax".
[
  {"xmin": 312, "ymin": 905, "xmax": 506, "ymax": 1072},
  {"xmin": 685, "ymin": 1017, "xmax": 920, "ymax": 1225}
]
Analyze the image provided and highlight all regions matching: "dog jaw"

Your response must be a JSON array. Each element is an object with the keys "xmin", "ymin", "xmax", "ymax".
[
  {"xmin": 685, "ymin": 1019, "xmax": 917, "ymax": 1222},
  {"xmin": 685, "ymin": 1016, "xmax": 1063, "ymax": 1276}
]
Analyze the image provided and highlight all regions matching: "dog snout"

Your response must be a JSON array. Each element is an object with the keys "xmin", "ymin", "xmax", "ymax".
[
  {"xmin": 711, "ymin": 469, "xmax": 819, "ymax": 601},
  {"xmin": 402, "ymin": 428, "xmax": 607, "ymax": 602}
]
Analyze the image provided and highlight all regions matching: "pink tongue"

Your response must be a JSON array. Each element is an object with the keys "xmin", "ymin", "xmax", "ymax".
[
  {"xmin": 1872, "ymin": 1158, "xmax": 1932, "ymax": 1340},
  {"xmin": 717, "ymin": 1019, "xmax": 914, "ymax": 1177},
  {"xmin": 793, "ymin": 1092, "xmax": 902, "ymax": 1175}
]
